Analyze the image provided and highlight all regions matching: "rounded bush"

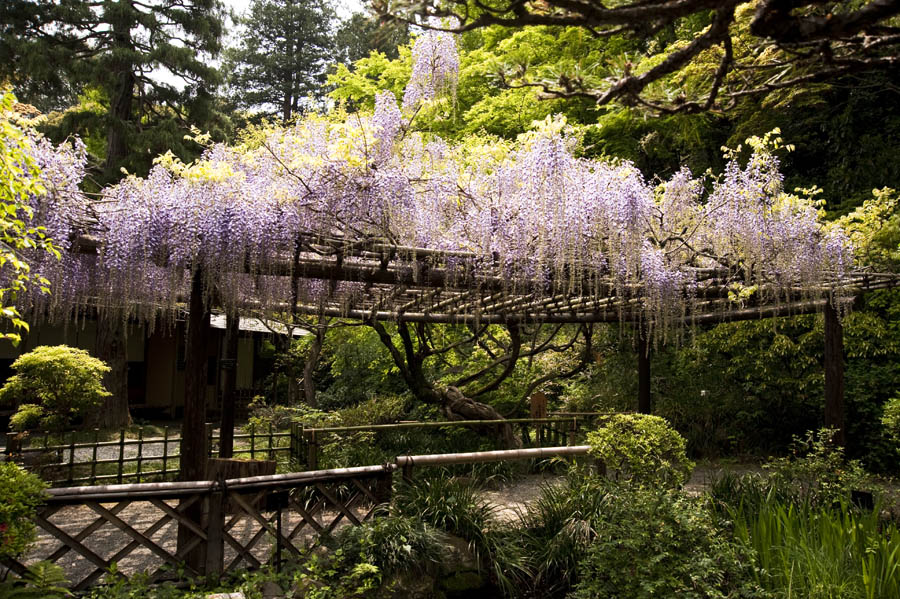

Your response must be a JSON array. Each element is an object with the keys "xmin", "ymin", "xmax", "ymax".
[
  {"xmin": 0, "ymin": 345, "xmax": 110, "ymax": 431},
  {"xmin": 587, "ymin": 413, "xmax": 693, "ymax": 487}
]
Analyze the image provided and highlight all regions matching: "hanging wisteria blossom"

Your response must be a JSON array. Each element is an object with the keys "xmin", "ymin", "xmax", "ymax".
[
  {"xmin": 13, "ymin": 37, "xmax": 855, "ymax": 334},
  {"xmin": 402, "ymin": 30, "xmax": 459, "ymax": 111}
]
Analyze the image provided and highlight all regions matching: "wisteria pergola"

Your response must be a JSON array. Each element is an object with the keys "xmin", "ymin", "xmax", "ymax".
[
  {"xmin": 247, "ymin": 234, "xmax": 895, "ymax": 325},
  {"xmin": 57, "ymin": 229, "xmax": 897, "ymax": 482},
  {"xmin": 17, "ymin": 33, "xmax": 899, "ymax": 482},
  {"xmin": 164, "ymin": 234, "xmax": 898, "ymax": 475}
]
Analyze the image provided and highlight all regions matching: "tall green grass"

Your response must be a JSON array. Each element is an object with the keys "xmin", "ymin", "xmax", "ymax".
[{"xmin": 731, "ymin": 499, "xmax": 900, "ymax": 599}]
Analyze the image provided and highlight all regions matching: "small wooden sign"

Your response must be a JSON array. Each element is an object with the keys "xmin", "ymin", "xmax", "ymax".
[{"xmin": 530, "ymin": 391, "xmax": 548, "ymax": 419}]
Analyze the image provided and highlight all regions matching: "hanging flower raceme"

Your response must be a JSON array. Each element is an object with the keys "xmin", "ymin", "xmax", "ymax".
[
  {"xmin": 18, "ymin": 106, "xmax": 855, "ymax": 331},
  {"xmin": 402, "ymin": 30, "xmax": 459, "ymax": 111}
]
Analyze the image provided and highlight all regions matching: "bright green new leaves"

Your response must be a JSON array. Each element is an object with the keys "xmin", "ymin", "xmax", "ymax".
[
  {"xmin": 0, "ymin": 91, "xmax": 60, "ymax": 346},
  {"xmin": 587, "ymin": 413, "xmax": 693, "ymax": 487},
  {"xmin": 0, "ymin": 462, "xmax": 47, "ymax": 559},
  {"xmin": 328, "ymin": 26, "xmax": 609, "ymax": 140},
  {"xmin": 837, "ymin": 188, "xmax": 900, "ymax": 269},
  {"xmin": 0, "ymin": 345, "xmax": 111, "ymax": 432}
]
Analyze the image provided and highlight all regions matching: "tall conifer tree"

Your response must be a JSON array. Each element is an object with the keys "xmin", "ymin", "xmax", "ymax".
[
  {"xmin": 223, "ymin": 0, "xmax": 337, "ymax": 122},
  {"xmin": 0, "ymin": 0, "xmax": 225, "ymax": 181}
]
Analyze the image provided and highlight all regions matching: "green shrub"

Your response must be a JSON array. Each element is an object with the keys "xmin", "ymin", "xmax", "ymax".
[
  {"xmin": 764, "ymin": 428, "xmax": 871, "ymax": 506},
  {"xmin": 568, "ymin": 486, "xmax": 767, "ymax": 599},
  {"xmin": 586, "ymin": 413, "xmax": 694, "ymax": 487},
  {"xmin": 509, "ymin": 471, "xmax": 617, "ymax": 597},
  {"xmin": 335, "ymin": 514, "xmax": 445, "ymax": 577},
  {"xmin": 394, "ymin": 475, "xmax": 497, "ymax": 554},
  {"xmin": 0, "ymin": 462, "xmax": 47, "ymax": 559},
  {"xmin": 0, "ymin": 345, "xmax": 110, "ymax": 432},
  {"xmin": 337, "ymin": 395, "xmax": 406, "ymax": 426},
  {"xmin": 0, "ymin": 561, "xmax": 71, "ymax": 598},
  {"xmin": 882, "ymin": 395, "xmax": 900, "ymax": 445},
  {"xmin": 8, "ymin": 403, "xmax": 46, "ymax": 432}
]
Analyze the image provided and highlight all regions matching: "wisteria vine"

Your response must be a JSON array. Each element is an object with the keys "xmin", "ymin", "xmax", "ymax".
[{"xmin": 14, "ymin": 31, "xmax": 854, "ymax": 334}]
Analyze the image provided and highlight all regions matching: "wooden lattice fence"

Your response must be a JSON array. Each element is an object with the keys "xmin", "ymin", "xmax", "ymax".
[{"xmin": 4, "ymin": 465, "xmax": 393, "ymax": 590}]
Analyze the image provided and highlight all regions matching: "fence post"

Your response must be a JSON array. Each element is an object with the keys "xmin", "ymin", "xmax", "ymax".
[
  {"xmin": 205, "ymin": 477, "xmax": 225, "ymax": 579},
  {"xmin": 268, "ymin": 422, "xmax": 274, "ymax": 461},
  {"xmin": 136, "ymin": 426, "xmax": 144, "ymax": 481},
  {"xmin": 375, "ymin": 468, "xmax": 393, "ymax": 504},
  {"xmin": 90, "ymin": 428, "xmax": 99, "ymax": 484},
  {"xmin": 162, "ymin": 426, "xmax": 170, "ymax": 479},
  {"xmin": 67, "ymin": 431, "xmax": 76, "ymax": 483},
  {"xmin": 117, "ymin": 429, "xmax": 125, "ymax": 483},
  {"xmin": 307, "ymin": 430, "xmax": 317, "ymax": 470},
  {"xmin": 568, "ymin": 418, "xmax": 577, "ymax": 446}
]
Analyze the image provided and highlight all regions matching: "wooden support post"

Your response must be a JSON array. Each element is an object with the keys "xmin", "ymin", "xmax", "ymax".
[
  {"xmin": 219, "ymin": 312, "xmax": 239, "ymax": 459},
  {"xmin": 162, "ymin": 426, "xmax": 169, "ymax": 478},
  {"xmin": 181, "ymin": 266, "xmax": 212, "ymax": 482},
  {"xmin": 179, "ymin": 267, "xmax": 212, "ymax": 569},
  {"xmin": 136, "ymin": 426, "xmax": 144, "ymax": 481},
  {"xmin": 307, "ymin": 431, "xmax": 318, "ymax": 470},
  {"xmin": 638, "ymin": 328, "xmax": 651, "ymax": 414},
  {"xmin": 375, "ymin": 470, "xmax": 393, "ymax": 504},
  {"xmin": 824, "ymin": 301, "xmax": 846, "ymax": 446}
]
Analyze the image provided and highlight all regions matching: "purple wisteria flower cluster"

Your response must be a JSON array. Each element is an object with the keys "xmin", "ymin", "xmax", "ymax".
[
  {"xmin": 402, "ymin": 31, "xmax": 459, "ymax": 111},
  {"xmin": 15, "ymin": 36, "xmax": 855, "ymax": 330}
]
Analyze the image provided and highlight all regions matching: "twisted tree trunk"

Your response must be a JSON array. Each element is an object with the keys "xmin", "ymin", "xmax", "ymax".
[{"xmin": 370, "ymin": 320, "xmax": 520, "ymax": 448}]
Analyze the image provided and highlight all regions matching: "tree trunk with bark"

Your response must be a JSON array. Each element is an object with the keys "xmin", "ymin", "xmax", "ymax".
[
  {"xmin": 370, "ymin": 320, "xmax": 520, "ymax": 448},
  {"xmin": 104, "ymin": 8, "xmax": 135, "ymax": 179},
  {"xmin": 93, "ymin": 316, "xmax": 131, "ymax": 429},
  {"xmin": 302, "ymin": 327, "xmax": 324, "ymax": 408}
]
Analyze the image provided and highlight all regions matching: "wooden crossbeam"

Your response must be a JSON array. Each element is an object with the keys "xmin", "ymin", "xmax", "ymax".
[
  {"xmin": 229, "ymin": 493, "xmax": 302, "ymax": 558},
  {"xmin": 85, "ymin": 501, "xmax": 200, "ymax": 577},
  {"xmin": 32, "ymin": 513, "xmax": 121, "ymax": 588}
]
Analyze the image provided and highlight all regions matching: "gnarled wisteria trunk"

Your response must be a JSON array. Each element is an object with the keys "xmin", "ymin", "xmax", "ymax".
[
  {"xmin": 441, "ymin": 386, "xmax": 520, "ymax": 448},
  {"xmin": 93, "ymin": 317, "xmax": 131, "ymax": 429}
]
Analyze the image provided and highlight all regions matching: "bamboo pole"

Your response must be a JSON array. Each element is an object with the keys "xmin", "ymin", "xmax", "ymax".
[
  {"xmin": 117, "ymin": 429, "xmax": 125, "ymax": 484},
  {"xmin": 90, "ymin": 429, "xmax": 99, "ymax": 485}
]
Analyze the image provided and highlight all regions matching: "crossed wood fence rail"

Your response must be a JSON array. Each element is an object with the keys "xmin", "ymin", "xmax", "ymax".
[
  {"xmin": 3, "ymin": 465, "xmax": 393, "ymax": 590},
  {"xmin": 2, "ymin": 446, "xmax": 590, "ymax": 590}
]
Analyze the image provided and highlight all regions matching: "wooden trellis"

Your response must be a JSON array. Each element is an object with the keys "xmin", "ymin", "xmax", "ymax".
[{"xmin": 6, "ymin": 466, "xmax": 393, "ymax": 590}]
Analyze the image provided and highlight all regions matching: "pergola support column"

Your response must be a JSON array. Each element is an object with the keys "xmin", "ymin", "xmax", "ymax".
[
  {"xmin": 178, "ymin": 267, "xmax": 212, "ymax": 569},
  {"xmin": 638, "ymin": 328, "xmax": 651, "ymax": 414},
  {"xmin": 824, "ymin": 301, "xmax": 846, "ymax": 446},
  {"xmin": 218, "ymin": 311, "xmax": 239, "ymax": 458}
]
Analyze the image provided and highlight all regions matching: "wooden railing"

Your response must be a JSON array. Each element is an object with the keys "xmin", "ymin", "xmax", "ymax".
[
  {"xmin": 4, "ymin": 413, "xmax": 611, "ymax": 486},
  {"xmin": 6, "ymin": 465, "xmax": 394, "ymax": 590},
  {"xmin": 290, "ymin": 415, "xmax": 607, "ymax": 469},
  {"xmin": 2, "ymin": 424, "xmax": 290, "ymax": 486},
  {"xmin": 4, "ymin": 445, "xmax": 592, "ymax": 590}
]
